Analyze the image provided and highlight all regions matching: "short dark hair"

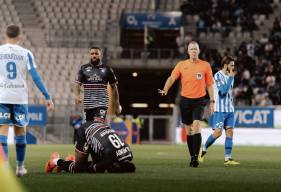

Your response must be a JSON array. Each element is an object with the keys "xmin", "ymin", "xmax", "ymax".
[
  {"xmin": 90, "ymin": 46, "xmax": 101, "ymax": 50},
  {"xmin": 6, "ymin": 25, "xmax": 20, "ymax": 38},
  {"xmin": 221, "ymin": 56, "xmax": 234, "ymax": 67}
]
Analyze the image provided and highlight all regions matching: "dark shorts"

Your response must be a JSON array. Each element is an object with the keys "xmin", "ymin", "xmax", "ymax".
[
  {"xmin": 179, "ymin": 96, "xmax": 208, "ymax": 125},
  {"xmin": 84, "ymin": 107, "xmax": 107, "ymax": 121}
]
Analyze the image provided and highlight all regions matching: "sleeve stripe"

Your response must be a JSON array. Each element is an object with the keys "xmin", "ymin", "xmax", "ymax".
[{"xmin": 27, "ymin": 52, "xmax": 35, "ymax": 70}]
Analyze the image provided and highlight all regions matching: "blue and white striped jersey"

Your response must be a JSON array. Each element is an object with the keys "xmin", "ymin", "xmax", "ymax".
[
  {"xmin": 0, "ymin": 43, "xmax": 50, "ymax": 104},
  {"xmin": 213, "ymin": 70, "xmax": 235, "ymax": 112}
]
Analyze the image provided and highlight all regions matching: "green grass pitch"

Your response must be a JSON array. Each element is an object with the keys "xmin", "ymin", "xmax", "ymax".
[{"xmin": 7, "ymin": 144, "xmax": 281, "ymax": 192}]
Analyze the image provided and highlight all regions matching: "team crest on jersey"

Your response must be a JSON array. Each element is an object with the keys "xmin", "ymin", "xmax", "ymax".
[
  {"xmin": 88, "ymin": 74, "xmax": 102, "ymax": 81},
  {"xmin": 85, "ymin": 66, "xmax": 92, "ymax": 72},
  {"xmin": 196, "ymin": 72, "xmax": 203, "ymax": 80}
]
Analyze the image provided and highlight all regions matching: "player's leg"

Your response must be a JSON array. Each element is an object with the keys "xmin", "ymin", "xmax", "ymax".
[
  {"xmin": 57, "ymin": 150, "xmax": 89, "ymax": 173},
  {"xmin": 13, "ymin": 104, "xmax": 29, "ymax": 176},
  {"xmin": 224, "ymin": 113, "xmax": 240, "ymax": 165},
  {"xmin": 189, "ymin": 104, "xmax": 205, "ymax": 167},
  {"xmin": 57, "ymin": 126, "xmax": 90, "ymax": 173},
  {"xmin": 199, "ymin": 112, "xmax": 223, "ymax": 162},
  {"xmin": 107, "ymin": 161, "xmax": 136, "ymax": 173},
  {"xmin": 199, "ymin": 128, "xmax": 222, "ymax": 162},
  {"xmin": 224, "ymin": 128, "xmax": 233, "ymax": 161},
  {"xmin": 90, "ymin": 149, "xmax": 115, "ymax": 173},
  {"xmin": 183, "ymin": 123, "xmax": 194, "ymax": 160},
  {"xmin": 0, "ymin": 104, "xmax": 12, "ymax": 161},
  {"xmin": 14, "ymin": 125, "xmax": 27, "ymax": 176},
  {"xmin": 0, "ymin": 125, "xmax": 9, "ymax": 161},
  {"xmin": 180, "ymin": 98, "xmax": 195, "ymax": 165}
]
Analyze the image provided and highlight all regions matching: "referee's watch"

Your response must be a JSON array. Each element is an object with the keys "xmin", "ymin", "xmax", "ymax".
[{"xmin": 210, "ymin": 100, "xmax": 215, "ymax": 103}]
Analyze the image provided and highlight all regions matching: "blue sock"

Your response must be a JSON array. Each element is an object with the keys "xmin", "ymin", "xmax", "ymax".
[
  {"xmin": 0, "ymin": 135, "xmax": 8, "ymax": 160},
  {"xmin": 225, "ymin": 137, "xmax": 233, "ymax": 159},
  {"xmin": 204, "ymin": 134, "xmax": 216, "ymax": 151},
  {"xmin": 15, "ymin": 135, "xmax": 26, "ymax": 167}
]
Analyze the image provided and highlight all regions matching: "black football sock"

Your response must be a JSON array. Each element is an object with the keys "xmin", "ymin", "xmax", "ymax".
[
  {"xmin": 187, "ymin": 135, "xmax": 194, "ymax": 157},
  {"xmin": 193, "ymin": 133, "xmax": 202, "ymax": 158}
]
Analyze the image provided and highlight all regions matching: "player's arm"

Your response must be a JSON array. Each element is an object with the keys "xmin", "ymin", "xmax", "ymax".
[
  {"xmin": 108, "ymin": 68, "xmax": 121, "ymax": 114},
  {"xmin": 159, "ymin": 63, "xmax": 180, "ymax": 96},
  {"xmin": 109, "ymin": 83, "xmax": 121, "ymax": 115},
  {"xmin": 158, "ymin": 76, "xmax": 176, "ymax": 96},
  {"xmin": 206, "ymin": 64, "xmax": 215, "ymax": 113},
  {"xmin": 75, "ymin": 68, "xmax": 83, "ymax": 105},
  {"xmin": 27, "ymin": 52, "xmax": 54, "ymax": 111},
  {"xmin": 74, "ymin": 82, "xmax": 82, "ymax": 105},
  {"xmin": 216, "ymin": 74, "xmax": 234, "ymax": 96}
]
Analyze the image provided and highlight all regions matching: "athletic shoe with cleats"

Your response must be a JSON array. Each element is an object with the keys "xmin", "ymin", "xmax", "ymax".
[
  {"xmin": 189, "ymin": 156, "xmax": 199, "ymax": 168},
  {"xmin": 224, "ymin": 158, "xmax": 240, "ymax": 166},
  {"xmin": 44, "ymin": 152, "xmax": 60, "ymax": 173},
  {"xmin": 16, "ymin": 166, "xmax": 27, "ymax": 177},
  {"xmin": 189, "ymin": 159, "xmax": 199, "ymax": 168},
  {"xmin": 65, "ymin": 154, "xmax": 75, "ymax": 161},
  {"xmin": 198, "ymin": 148, "xmax": 207, "ymax": 163},
  {"xmin": 53, "ymin": 166, "xmax": 62, "ymax": 174}
]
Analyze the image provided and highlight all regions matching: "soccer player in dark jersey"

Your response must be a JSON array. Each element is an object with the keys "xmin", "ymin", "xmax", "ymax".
[
  {"xmin": 75, "ymin": 47, "xmax": 121, "ymax": 121},
  {"xmin": 44, "ymin": 116, "xmax": 135, "ymax": 174}
]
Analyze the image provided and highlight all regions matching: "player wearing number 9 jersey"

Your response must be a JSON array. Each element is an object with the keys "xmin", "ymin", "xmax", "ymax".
[
  {"xmin": 0, "ymin": 25, "xmax": 54, "ymax": 176},
  {"xmin": 44, "ymin": 119, "xmax": 135, "ymax": 174}
]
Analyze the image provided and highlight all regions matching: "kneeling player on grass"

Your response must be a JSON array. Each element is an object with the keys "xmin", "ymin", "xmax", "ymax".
[
  {"xmin": 44, "ymin": 118, "xmax": 135, "ymax": 173},
  {"xmin": 199, "ymin": 56, "xmax": 240, "ymax": 166}
]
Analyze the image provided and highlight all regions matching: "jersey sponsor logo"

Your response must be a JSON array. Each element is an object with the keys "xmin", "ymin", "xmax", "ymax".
[
  {"xmin": 85, "ymin": 66, "xmax": 93, "ymax": 72},
  {"xmin": 15, "ymin": 114, "xmax": 25, "ymax": 121},
  {"xmin": 116, "ymin": 146, "xmax": 130, "ymax": 157},
  {"xmin": 0, "ymin": 82, "xmax": 25, "ymax": 88},
  {"xmin": 88, "ymin": 74, "xmax": 102, "ymax": 82},
  {"xmin": 0, "ymin": 112, "xmax": 11, "ymax": 119},
  {"xmin": 196, "ymin": 72, "xmax": 203, "ymax": 80}
]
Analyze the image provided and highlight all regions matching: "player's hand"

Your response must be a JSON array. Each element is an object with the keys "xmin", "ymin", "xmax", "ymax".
[
  {"xmin": 209, "ymin": 102, "xmax": 214, "ymax": 115},
  {"xmin": 158, "ymin": 89, "xmax": 167, "ymax": 96},
  {"xmin": 46, "ymin": 100, "xmax": 54, "ymax": 111},
  {"xmin": 115, "ymin": 105, "xmax": 122, "ymax": 115},
  {"xmin": 75, "ymin": 95, "xmax": 82, "ymax": 105},
  {"xmin": 229, "ymin": 68, "xmax": 235, "ymax": 76}
]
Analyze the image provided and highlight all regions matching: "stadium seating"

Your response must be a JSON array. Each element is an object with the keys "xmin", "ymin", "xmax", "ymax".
[{"xmin": 1, "ymin": 0, "xmax": 280, "ymax": 114}]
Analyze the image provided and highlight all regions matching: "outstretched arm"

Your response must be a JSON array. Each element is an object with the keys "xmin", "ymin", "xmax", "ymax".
[
  {"xmin": 158, "ymin": 76, "xmax": 176, "ymax": 96},
  {"xmin": 110, "ymin": 83, "xmax": 121, "ymax": 115},
  {"xmin": 28, "ymin": 68, "xmax": 54, "ymax": 111}
]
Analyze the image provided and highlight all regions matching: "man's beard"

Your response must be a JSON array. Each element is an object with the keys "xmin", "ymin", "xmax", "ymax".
[{"xmin": 91, "ymin": 59, "xmax": 101, "ymax": 66}]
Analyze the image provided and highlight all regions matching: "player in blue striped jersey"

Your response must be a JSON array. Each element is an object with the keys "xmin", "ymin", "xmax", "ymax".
[
  {"xmin": 0, "ymin": 25, "xmax": 54, "ymax": 176},
  {"xmin": 199, "ymin": 56, "xmax": 240, "ymax": 165}
]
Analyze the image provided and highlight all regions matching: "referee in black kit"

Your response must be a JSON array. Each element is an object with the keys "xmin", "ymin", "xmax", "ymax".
[{"xmin": 75, "ymin": 46, "xmax": 121, "ymax": 121}]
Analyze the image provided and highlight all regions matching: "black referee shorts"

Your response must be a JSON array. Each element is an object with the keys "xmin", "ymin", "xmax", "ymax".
[{"xmin": 180, "ymin": 96, "xmax": 208, "ymax": 125}]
